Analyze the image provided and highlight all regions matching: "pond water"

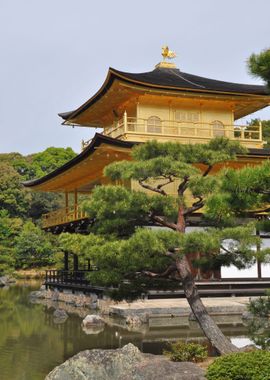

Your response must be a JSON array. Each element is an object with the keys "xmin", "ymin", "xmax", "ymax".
[{"xmin": 0, "ymin": 282, "xmax": 261, "ymax": 380}]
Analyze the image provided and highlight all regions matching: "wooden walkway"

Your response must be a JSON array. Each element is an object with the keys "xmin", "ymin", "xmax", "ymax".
[{"xmin": 45, "ymin": 270, "xmax": 270, "ymax": 298}]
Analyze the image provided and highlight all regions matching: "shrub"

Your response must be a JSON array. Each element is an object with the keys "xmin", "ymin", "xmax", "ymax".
[
  {"xmin": 164, "ymin": 341, "xmax": 207, "ymax": 363},
  {"xmin": 248, "ymin": 296, "xmax": 270, "ymax": 318},
  {"xmin": 206, "ymin": 350, "xmax": 270, "ymax": 380}
]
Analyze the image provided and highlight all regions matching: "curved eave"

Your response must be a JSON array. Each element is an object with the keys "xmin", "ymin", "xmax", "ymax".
[
  {"xmin": 59, "ymin": 67, "xmax": 269, "ymax": 124},
  {"xmin": 23, "ymin": 133, "xmax": 135, "ymax": 189},
  {"xmin": 23, "ymin": 132, "xmax": 270, "ymax": 192}
]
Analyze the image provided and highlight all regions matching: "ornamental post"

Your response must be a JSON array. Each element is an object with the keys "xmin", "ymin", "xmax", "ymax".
[
  {"xmin": 124, "ymin": 110, "xmax": 127, "ymax": 133},
  {"xmin": 259, "ymin": 120, "xmax": 262, "ymax": 142}
]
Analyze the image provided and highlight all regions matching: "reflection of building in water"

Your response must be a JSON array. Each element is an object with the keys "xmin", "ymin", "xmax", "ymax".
[{"xmin": 23, "ymin": 48, "xmax": 270, "ymax": 287}]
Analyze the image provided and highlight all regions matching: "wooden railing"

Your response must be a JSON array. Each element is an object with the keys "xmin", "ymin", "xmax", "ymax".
[
  {"xmin": 103, "ymin": 115, "xmax": 263, "ymax": 146},
  {"xmin": 42, "ymin": 205, "xmax": 88, "ymax": 229},
  {"xmin": 45, "ymin": 270, "xmax": 97, "ymax": 287}
]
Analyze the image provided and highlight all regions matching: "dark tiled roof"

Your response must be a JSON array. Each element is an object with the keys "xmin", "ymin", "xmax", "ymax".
[
  {"xmin": 59, "ymin": 67, "xmax": 269, "ymax": 122},
  {"xmin": 113, "ymin": 67, "xmax": 269, "ymax": 95}
]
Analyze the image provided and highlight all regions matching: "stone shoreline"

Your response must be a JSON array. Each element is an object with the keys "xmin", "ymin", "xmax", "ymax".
[{"xmin": 30, "ymin": 287, "xmax": 253, "ymax": 328}]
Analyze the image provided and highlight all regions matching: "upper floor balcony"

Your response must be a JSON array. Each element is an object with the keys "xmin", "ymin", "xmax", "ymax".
[{"xmin": 101, "ymin": 113, "xmax": 263, "ymax": 149}]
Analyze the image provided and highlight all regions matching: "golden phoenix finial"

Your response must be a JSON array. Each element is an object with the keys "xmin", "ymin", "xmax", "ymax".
[{"xmin": 162, "ymin": 46, "xmax": 177, "ymax": 61}]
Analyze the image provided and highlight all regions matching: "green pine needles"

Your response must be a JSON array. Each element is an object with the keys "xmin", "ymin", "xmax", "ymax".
[{"xmin": 59, "ymin": 137, "xmax": 270, "ymax": 300}]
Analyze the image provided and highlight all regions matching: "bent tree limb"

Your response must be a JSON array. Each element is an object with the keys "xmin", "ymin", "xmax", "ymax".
[{"xmin": 175, "ymin": 255, "xmax": 238, "ymax": 355}]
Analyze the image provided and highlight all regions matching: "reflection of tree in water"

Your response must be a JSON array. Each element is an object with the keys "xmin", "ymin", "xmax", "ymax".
[{"xmin": 247, "ymin": 296, "xmax": 270, "ymax": 350}]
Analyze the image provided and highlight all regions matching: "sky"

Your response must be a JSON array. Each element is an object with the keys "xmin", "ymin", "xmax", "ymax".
[{"xmin": 1, "ymin": 0, "xmax": 270, "ymax": 155}]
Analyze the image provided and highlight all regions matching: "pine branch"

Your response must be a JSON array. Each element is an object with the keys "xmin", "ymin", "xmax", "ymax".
[
  {"xmin": 203, "ymin": 165, "xmax": 213, "ymax": 177},
  {"xmin": 150, "ymin": 214, "xmax": 177, "ymax": 230},
  {"xmin": 157, "ymin": 176, "xmax": 174, "ymax": 189},
  {"xmin": 139, "ymin": 179, "xmax": 167, "ymax": 196},
  {"xmin": 142, "ymin": 264, "xmax": 177, "ymax": 278},
  {"xmin": 184, "ymin": 196, "xmax": 204, "ymax": 216},
  {"xmin": 178, "ymin": 176, "xmax": 189, "ymax": 196},
  {"xmin": 220, "ymin": 245, "xmax": 232, "ymax": 255},
  {"xmin": 220, "ymin": 245, "xmax": 242, "ymax": 256}
]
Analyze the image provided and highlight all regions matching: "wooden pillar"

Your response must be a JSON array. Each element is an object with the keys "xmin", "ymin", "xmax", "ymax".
[
  {"xmin": 123, "ymin": 110, "xmax": 127, "ymax": 132},
  {"xmin": 73, "ymin": 254, "xmax": 79, "ymax": 271},
  {"xmin": 65, "ymin": 192, "xmax": 69, "ymax": 222},
  {"xmin": 65, "ymin": 192, "xmax": 69, "ymax": 209},
  {"xmin": 259, "ymin": 120, "xmax": 262, "ymax": 142},
  {"xmin": 64, "ymin": 251, "xmax": 69, "ymax": 271},
  {"xmin": 256, "ymin": 229, "xmax": 262, "ymax": 279},
  {"xmin": 74, "ymin": 189, "xmax": 78, "ymax": 219}
]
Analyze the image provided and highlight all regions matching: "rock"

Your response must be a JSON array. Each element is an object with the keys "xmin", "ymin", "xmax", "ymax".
[
  {"xmin": 51, "ymin": 290, "xmax": 59, "ymax": 302},
  {"xmin": 0, "ymin": 276, "xmax": 16, "ymax": 286},
  {"xmin": 82, "ymin": 314, "xmax": 105, "ymax": 328},
  {"xmin": 53, "ymin": 309, "xmax": 68, "ymax": 319},
  {"xmin": 126, "ymin": 313, "xmax": 149, "ymax": 326},
  {"xmin": 242, "ymin": 311, "xmax": 254, "ymax": 320},
  {"xmin": 89, "ymin": 300, "xmax": 98, "ymax": 309},
  {"xmin": 45, "ymin": 343, "xmax": 206, "ymax": 380},
  {"xmin": 29, "ymin": 290, "xmax": 45, "ymax": 299}
]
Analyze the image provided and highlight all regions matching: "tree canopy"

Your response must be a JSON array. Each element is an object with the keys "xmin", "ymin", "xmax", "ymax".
[
  {"xmin": 248, "ymin": 48, "xmax": 270, "ymax": 87},
  {"xmin": 0, "ymin": 146, "xmax": 75, "ymax": 272},
  {"xmin": 60, "ymin": 137, "xmax": 270, "ymax": 354}
]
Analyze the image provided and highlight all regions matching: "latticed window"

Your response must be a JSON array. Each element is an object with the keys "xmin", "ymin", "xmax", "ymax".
[
  {"xmin": 212, "ymin": 120, "xmax": 225, "ymax": 137},
  {"xmin": 147, "ymin": 116, "xmax": 162, "ymax": 133},
  {"xmin": 175, "ymin": 111, "xmax": 199, "ymax": 123}
]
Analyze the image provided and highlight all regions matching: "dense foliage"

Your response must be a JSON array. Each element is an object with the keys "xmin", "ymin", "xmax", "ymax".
[
  {"xmin": 248, "ymin": 48, "xmax": 270, "ymax": 87},
  {"xmin": 0, "ymin": 146, "xmax": 76, "ymax": 273},
  {"xmin": 60, "ymin": 138, "xmax": 270, "ymax": 296},
  {"xmin": 206, "ymin": 350, "xmax": 270, "ymax": 380},
  {"xmin": 164, "ymin": 341, "xmax": 207, "ymax": 362},
  {"xmin": 246, "ymin": 295, "xmax": 270, "ymax": 350},
  {"xmin": 59, "ymin": 137, "xmax": 270, "ymax": 354}
]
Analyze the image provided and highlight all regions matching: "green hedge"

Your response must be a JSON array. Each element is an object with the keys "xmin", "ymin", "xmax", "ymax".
[
  {"xmin": 164, "ymin": 341, "xmax": 207, "ymax": 362},
  {"xmin": 206, "ymin": 350, "xmax": 270, "ymax": 380}
]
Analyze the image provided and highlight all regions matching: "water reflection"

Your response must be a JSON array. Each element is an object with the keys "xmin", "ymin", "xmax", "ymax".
[{"xmin": 0, "ymin": 283, "xmax": 266, "ymax": 380}]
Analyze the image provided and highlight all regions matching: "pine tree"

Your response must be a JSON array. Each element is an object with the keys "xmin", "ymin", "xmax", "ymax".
[
  {"xmin": 60, "ymin": 138, "xmax": 270, "ymax": 355},
  {"xmin": 248, "ymin": 48, "xmax": 270, "ymax": 87}
]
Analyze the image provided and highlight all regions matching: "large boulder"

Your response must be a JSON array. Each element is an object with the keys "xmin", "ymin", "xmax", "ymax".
[{"xmin": 45, "ymin": 343, "xmax": 206, "ymax": 380}]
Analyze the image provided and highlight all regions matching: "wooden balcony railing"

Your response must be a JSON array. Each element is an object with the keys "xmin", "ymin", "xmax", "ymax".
[
  {"xmin": 45, "ymin": 270, "xmax": 90, "ymax": 286},
  {"xmin": 103, "ymin": 115, "xmax": 263, "ymax": 147},
  {"xmin": 42, "ymin": 204, "xmax": 88, "ymax": 229}
]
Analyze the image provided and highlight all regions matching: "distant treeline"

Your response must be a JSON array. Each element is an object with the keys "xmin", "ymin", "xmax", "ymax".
[{"xmin": 0, "ymin": 146, "xmax": 76, "ymax": 274}]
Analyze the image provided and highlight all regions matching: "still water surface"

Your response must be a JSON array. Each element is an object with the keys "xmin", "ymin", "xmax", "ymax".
[{"xmin": 0, "ymin": 282, "xmax": 256, "ymax": 380}]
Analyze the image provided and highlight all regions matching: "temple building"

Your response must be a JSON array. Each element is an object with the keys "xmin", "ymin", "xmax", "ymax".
[{"xmin": 24, "ymin": 48, "xmax": 270, "ymax": 291}]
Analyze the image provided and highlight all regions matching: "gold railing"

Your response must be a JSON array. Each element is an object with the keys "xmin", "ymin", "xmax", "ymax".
[
  {"xmin": 42, "ymin": 205, "xmax": 88, "ymax": 229},
  {"xmin": 104, "ymin": 115, "xmax": 262, "ymax": 146}
]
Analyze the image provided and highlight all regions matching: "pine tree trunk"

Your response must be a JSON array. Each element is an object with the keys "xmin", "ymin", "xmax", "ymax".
[{"xmin": 175, "ymin": 255, "xmax": 238, "ymax": 355}]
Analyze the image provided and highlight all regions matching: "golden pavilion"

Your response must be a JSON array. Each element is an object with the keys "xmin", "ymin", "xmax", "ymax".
[{"xmin": 24, "ymin": 48, "xmax": 270, "ymax": 233}]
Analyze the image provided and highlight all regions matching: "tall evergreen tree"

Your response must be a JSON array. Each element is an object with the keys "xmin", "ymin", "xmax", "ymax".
[{"xmin": 60, "ymin": 138, "xmax": 270, "ymax": 355}]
